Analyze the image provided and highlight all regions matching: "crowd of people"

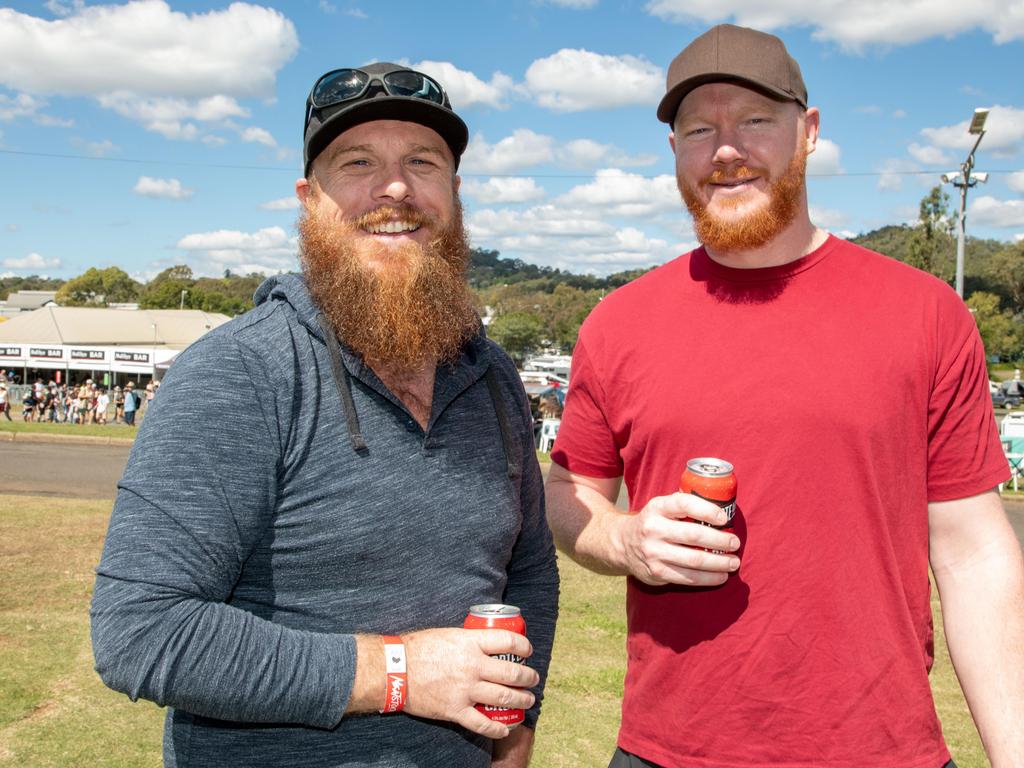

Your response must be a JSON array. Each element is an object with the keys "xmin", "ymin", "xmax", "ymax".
[{"xmin": 0, "ymin": 369, "xmax": 156, "ymax": 425}]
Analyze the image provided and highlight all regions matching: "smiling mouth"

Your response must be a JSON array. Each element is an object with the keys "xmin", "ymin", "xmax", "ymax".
[
  {"xmin": 712, "ymin": 177, "xmax": 758, "ymax": 188},
  {"xmin": 363, "ymin": 220, "xmax": 421, "ymax": 235}
]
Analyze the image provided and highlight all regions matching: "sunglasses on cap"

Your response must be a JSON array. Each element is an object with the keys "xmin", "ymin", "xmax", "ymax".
[{"xmin": 305, "ymin": 68, "xmax": 449, "ymax": 128}]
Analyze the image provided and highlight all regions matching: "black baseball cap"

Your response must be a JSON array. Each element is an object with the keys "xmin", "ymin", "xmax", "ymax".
[
  {"xmin": 658, "ymin": 24, "xmax": 807, "ymax": 124},
  {"xmin": 303, "ymin": 62, "xmax": 469, "ymax": 175}
]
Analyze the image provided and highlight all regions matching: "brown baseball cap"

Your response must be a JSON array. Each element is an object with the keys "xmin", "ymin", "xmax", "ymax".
[{"xmin": 657, "ymin": 24, "xmax": 807, "ymax": 124}]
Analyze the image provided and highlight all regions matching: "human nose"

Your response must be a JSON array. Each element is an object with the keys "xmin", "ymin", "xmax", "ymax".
[
  {"xmin": 711, "ymin": 127, "xmax": 746, "ymax": 166},
  {"xmin": 372, "ymin": 162, "xmax": 412, "ymax": 203}
]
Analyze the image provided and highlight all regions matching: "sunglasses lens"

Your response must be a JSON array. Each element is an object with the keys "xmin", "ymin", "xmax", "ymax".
[
  {"xmin": 312, "ymin": 69, "xmax": 369, "ymax": 108},
  {"xmin": 383, "ymin": 71, "xmax": 445, "ymax": 104}
]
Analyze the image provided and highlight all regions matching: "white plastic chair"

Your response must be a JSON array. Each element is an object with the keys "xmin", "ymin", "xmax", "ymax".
[{"xmin": 538, "ymin": 418, "xmax": 560, "ymax": 453}]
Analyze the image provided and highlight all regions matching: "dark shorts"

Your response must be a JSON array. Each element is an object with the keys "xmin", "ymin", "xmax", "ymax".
[{"xmin": 609, "ymin": 747, "xmax": 958, "ymax": 768}]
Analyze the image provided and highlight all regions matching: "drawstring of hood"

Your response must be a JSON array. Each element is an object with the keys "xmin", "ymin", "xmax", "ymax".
[
  {"xmin": 316, "ymin": 312, "xmax": 518, "ymax": 478},
  {"xmin": 484, "ymin": 365, "xmax": 521, "ymax": 480},
  {"xmin": 317, "ymin": 313, "xmax": 368, "ymax": 452}
]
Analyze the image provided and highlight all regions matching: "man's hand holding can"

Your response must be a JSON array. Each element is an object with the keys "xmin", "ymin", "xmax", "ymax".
[{"xmin": 618, "ymin": 461, "xmax": 741, "ymax": 587}]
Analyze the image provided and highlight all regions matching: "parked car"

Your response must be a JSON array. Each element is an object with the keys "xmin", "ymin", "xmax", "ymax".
[{"xmin": 993, "ymin": 390, "xmax": 1021, "ymax": 409}]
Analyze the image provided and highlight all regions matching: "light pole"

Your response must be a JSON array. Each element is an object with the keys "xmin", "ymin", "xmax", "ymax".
[
  {"xmin": 180, "ymin": 289, "xmax": 188, "ymax": 310},
  {"xmin": 941, "ymin": 108, "xmax": 990, "ymax": 298}
]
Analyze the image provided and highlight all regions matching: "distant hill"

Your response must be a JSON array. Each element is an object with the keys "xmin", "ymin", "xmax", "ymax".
[
  {"xmin": 468, "ymin": 248, "xmax": 652, "ymax": 293},
  {"xmin": 850, "ymin": 225, "xmax": 1005, "ymax": 274}
]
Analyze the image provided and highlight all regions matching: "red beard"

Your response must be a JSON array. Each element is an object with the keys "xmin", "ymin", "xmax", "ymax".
[
  {"xmin": 680, "ymin": 150, "xmax": 807, "ymax": 252},
  {"xmin": 298, "ymin": 197, "xmax": 479, "ymax": 370}
]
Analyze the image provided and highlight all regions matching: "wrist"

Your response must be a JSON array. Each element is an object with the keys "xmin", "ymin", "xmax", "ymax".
[
  {"xmin": 347, "ymin": 634, "xmax": 386, "ymax": 714},
  {"xmin": 380, "ymin": 635, "xmax": 407, "ymax": 714}
]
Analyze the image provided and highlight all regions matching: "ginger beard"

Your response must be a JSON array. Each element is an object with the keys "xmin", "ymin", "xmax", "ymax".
[
  {"xmin": 679, "ymin": 148, "xmax": 807, "ymax": 252},
  {"xmin": 299, "ymin": 194, "xmax": 479, "ymax": 371}
]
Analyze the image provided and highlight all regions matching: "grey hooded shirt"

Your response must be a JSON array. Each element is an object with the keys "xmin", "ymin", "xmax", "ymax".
[{"xmin": 90, "ymin": 274, "xmax": 559, "ymax": 767}]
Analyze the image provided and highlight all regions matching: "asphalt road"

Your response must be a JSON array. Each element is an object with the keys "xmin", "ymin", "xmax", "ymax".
[{"xmin": 2, "ymin": 441, "xmax": 1023, "ymax": 547}]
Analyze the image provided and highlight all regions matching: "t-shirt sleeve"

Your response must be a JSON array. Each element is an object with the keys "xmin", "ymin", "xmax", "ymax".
[
  {"xmin": 926, "ymin": 294, "xmax": 1010, "ymax": 501},
  {"xmin": 550, "ymin": 333, "xmax": 624, "ymax": 479}
]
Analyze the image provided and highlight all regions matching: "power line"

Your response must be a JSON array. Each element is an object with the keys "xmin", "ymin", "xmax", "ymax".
[{"xmin": 0, "ymin": 146, "xmax": 1021, "ymax": 180}]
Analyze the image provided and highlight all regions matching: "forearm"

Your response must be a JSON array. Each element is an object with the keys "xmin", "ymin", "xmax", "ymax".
[
  {"xmin": 91, "ymin": 575, "xmax": 355, "ymax": 727},
  {"xmin": 545, "ymin": 471, "xmax": 631, "ymax": 575},
  {"xmin": 934, "ymin": 537, "xmax": 1024, "ymax": 766}
]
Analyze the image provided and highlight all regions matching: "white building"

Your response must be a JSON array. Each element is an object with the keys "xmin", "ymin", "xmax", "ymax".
[{"xmin": 0, "ymin": 306, "xmax": 229, "ymax": 387}]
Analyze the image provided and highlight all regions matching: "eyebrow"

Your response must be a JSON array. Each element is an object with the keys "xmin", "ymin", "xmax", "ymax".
[{"xmin": 323, "ymin": 142, "xmax": 449, "ymax": 162}]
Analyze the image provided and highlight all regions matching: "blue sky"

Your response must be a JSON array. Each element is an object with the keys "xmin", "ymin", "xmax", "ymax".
[{"xmin": 0, "ymin": 0, "xmax": 1022, "ymax": 280}]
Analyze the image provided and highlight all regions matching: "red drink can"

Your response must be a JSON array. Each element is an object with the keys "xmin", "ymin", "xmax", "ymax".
[
  {"xmin": 680, "ymin": 457, "xmax": 737, "ymax": 554},
  {"xmin": 464, "ymin": 603, "xmax": 527, "ymax": 728}
]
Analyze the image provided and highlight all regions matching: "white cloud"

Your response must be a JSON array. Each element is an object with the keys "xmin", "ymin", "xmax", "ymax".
[
  {"xmin": 240, "ymin": 126, "xmax": 277, "ymax": 147},
  {"xmin": 260, "ymin": 197, "xmax": 301, "ymax": 211},
  {"xmin": 558, "ymin": 138, "xmax": 659, "ymax": 168},
  {"xmin": 470, "ymin": 206, "xmax": 615, "ymax": 239},
  {"xmin": 462, "ymin": 129, "xmax": 656, "ymax": 174},
  {"xmin": 178, "ymin": 226, "xmax": 291, "ymax": 252},
  {"xmin": 969, "ymin": 196, "xmax": 1024, "ymax": 228},
  {"xmin": 98, "ymin": 92, "xmax": 249, "ymax": 140},
  {"xmin": 524, "ymin": 49, "xmax": 663, "ymax": 111},
  {"xmin": 807, "ymin": 138, "xmax": 842, "ymax": 176},
  {"xmin": 0, "ymin": 92, "xmax": 69, "ymax": 125},
  {"xmin": 133, "ymin": 176, "xmax": 194, "ymax": 200},
  {"xmin": 462, "ymin": 130, "xmax": 556, "ymax": 174},
  {"xmin": 920, "ymin": 106, "xmax": 1024, "ymax": 159},
  {"xmin": 643, "ymin": 1, "xmax": 1024, "ymax": 48},
  {"xmin": 557, "ymin": 169, "xmax": 680, "ymax": 218},
  {"xmin": 1007, "ymin": 171, "xmax": 1024, "ymax": 193},
  {"xmin": 0, "ymin": 2, "xmax": 297, "ymax": 144},
  {"xmin": 469, "ymin": 204, "xmax": 682, "ymax": 272},
  {"xmin": 71, "ymin": 137, "xmax": 118, "ymax": 157},
  {"xmin": 44, "ymin": 1, "xmax": 85, "ymax": 17},
  {"xmin": 3, "ymin": 252, "xmax": 62, "ymax": 270},
  {"xmin": 319, "ymin": 1, "xmax": 337, "ymax": 13},
  {"xmin": 0, "ymin": 2, "xmax": 298, "ymax": 99},
  {"xmin": 413, "ymin": 61, "xmax": 516, "ymax": 110},
  {"xmin": 809, "ymin": 205, "xmax": 847, "ymax": 229},
  {"xmin": 461, "ymin": 177, "xmax": 546, "ymax": 204},
  {"xmin": 0, "ymin": 92, "xmax": 42, "ymax": 122},
  {"xmin": 876, "ymin": 158, "xmax": 919, "ymax": 192},
  {"xmin": 176, "ymin": 226, "xmax": 297, "ymax": 275},
  {"xmin": 5, "ymin": 224, "xmax": 18, "ymax": 233},
  {"xmin": 907, "ymin": 142, "xmax": 953, "ymax": 166}
]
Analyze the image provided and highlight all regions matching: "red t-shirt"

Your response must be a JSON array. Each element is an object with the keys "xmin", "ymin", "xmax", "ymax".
[{"xmin": 551, "ymin": 236, "xmax": 1008, "ymax": 768}]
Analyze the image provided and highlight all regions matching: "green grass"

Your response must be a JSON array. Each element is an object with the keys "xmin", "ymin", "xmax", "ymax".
[
  {"xmin": 0, "ymin": 495, "xmax": 988, "ymax": 767},
  {"xmin": 0, "ymin": 496, "xmax": 162, "ymax": 767},
  {"xmin": 0, "ymin": 414, "xmax": 138, "ymax": 440}
]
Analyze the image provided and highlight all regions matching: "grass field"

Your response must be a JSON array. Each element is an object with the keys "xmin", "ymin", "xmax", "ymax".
[
  {"xmin": 0, "ymin": 420, "xmax": 137, "ymax": 440},
  {"xmin": 0, "ymin": 495, "xmax": 988, "ymax": 767}
]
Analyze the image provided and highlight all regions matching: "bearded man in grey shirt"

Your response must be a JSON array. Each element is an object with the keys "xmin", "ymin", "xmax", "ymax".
[{"xmin": 91, "ymin": 63, "xmax": 559, "ymax": 768}]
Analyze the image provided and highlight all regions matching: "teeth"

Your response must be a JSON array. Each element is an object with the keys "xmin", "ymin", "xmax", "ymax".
[{"xmin": 366, "ymin": 221, "xmax": 420, "ymax": 234}]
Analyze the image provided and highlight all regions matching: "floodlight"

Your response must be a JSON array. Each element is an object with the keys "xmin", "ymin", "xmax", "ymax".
[
  {"xmin": 968, "ymin": 108, "xmax": 989, "ymax": 135},
  {"xmin": 972, "ymin": 172, "xmax": 989, "ymax": 184}
]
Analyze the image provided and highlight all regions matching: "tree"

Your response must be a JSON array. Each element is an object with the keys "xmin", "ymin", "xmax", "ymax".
[
  {"xmin": 488, "ymin": 312, "xmax": 545, "ymax": 366},
  {"xmin": 138, "ymin": 265, "xmax": 195, "ymax": 309},
  {"xmin": 55, "ymin": 266, "xmax": 140, "ymax": 306},
  {"xmin": 984, "ymin": 241, "xmax": 1024, "ymax": 313},
  {"xmin": 967, "ymin": 291, "xmax": 1021, "ymax": 361},
  {"xmin": 905, "ymin": 186, "xmax": 955, "ymax": 282}
]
